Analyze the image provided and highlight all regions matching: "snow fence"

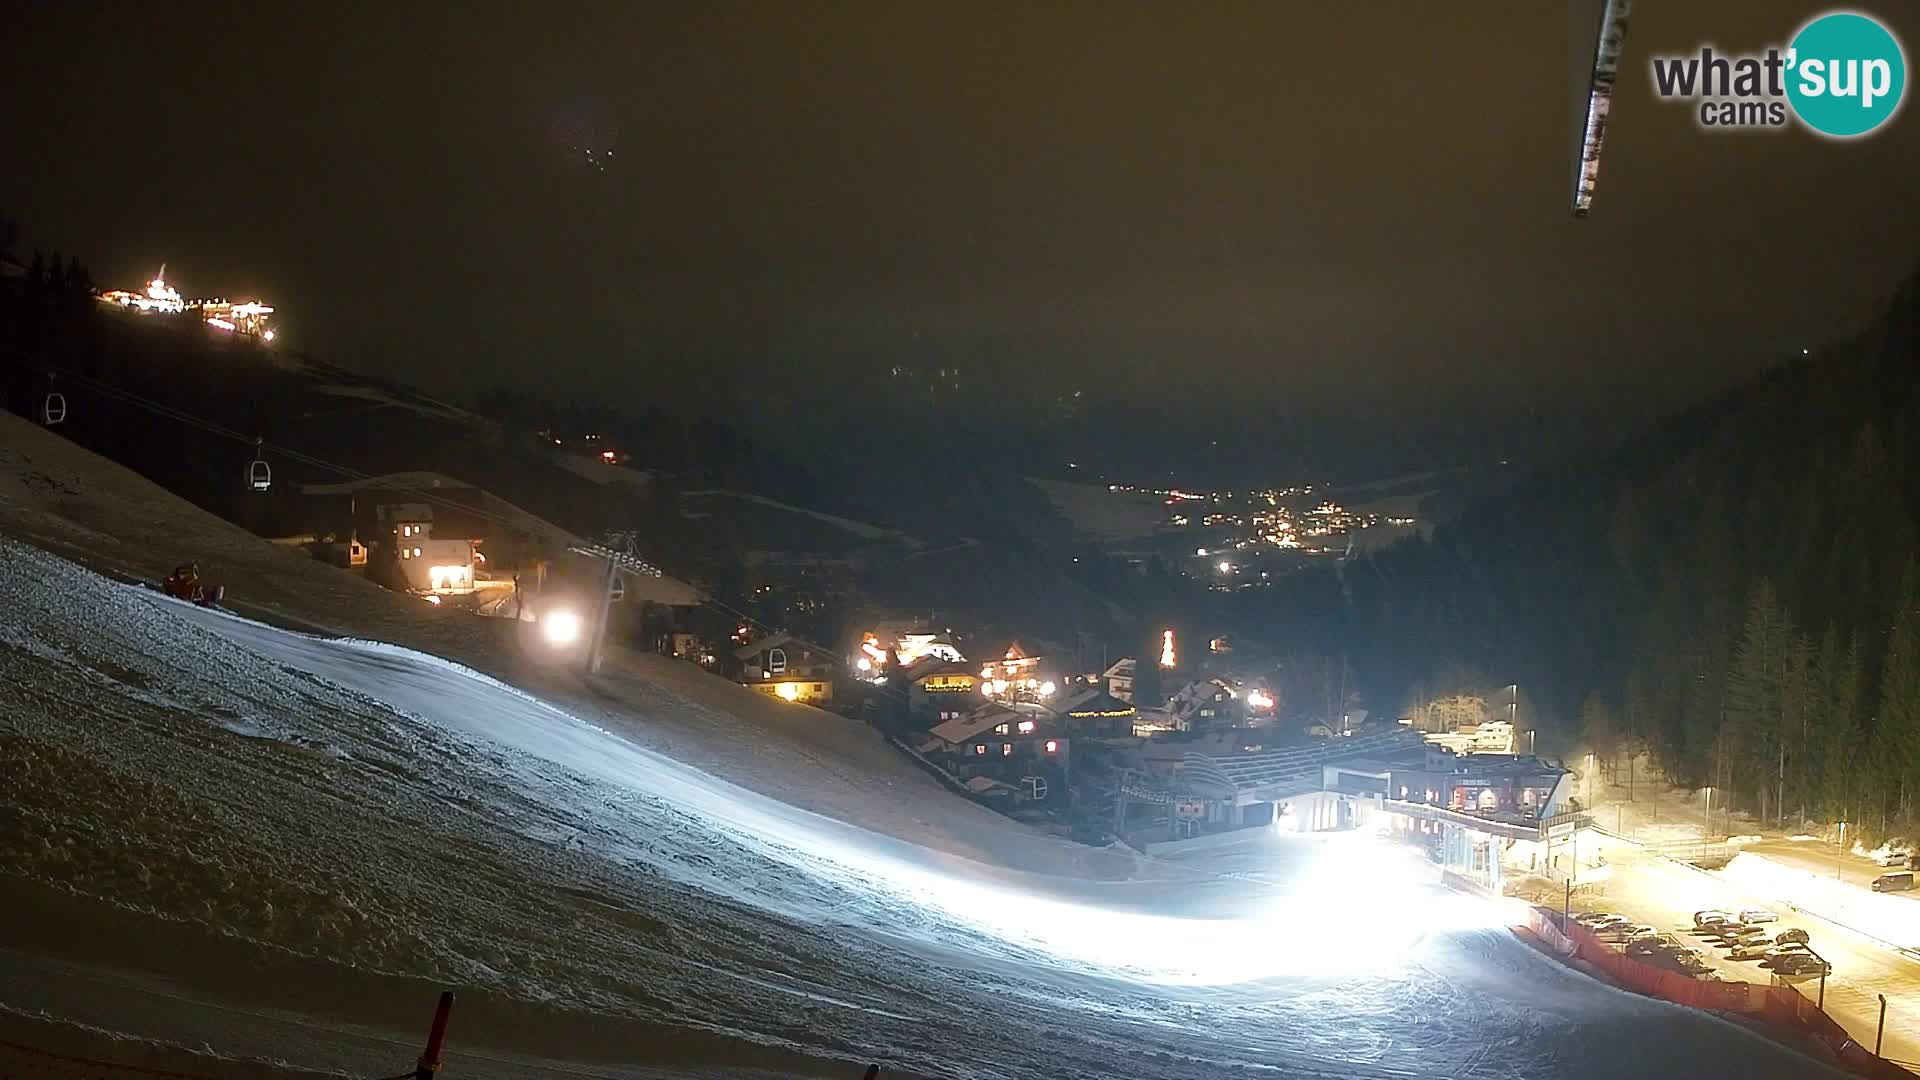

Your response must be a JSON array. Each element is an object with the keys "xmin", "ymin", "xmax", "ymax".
[{"xmin": 1526, "ymin": 908, "xmax": 1909, "ymax": 1080}]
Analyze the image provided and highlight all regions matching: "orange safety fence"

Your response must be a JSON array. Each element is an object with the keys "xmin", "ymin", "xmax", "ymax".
[{"xmin": 1527, "ymin": 908, "xmax": 1912, "ymax": 1079}]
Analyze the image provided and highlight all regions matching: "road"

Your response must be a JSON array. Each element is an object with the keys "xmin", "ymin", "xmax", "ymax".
[{"xmin": 1743, "ymin": 837, "xmax": 1920, "ymax": 896}]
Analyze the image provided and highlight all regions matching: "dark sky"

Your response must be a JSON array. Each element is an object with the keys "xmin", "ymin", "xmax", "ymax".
[{"xmin": 7, "ymin": 2, "xmax": 1919, "ymax": 455}]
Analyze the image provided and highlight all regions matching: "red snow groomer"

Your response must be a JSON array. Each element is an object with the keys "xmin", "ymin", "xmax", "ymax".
[{"xmin": 161, "ymin": 562, "xmax": 226, "ymax": 608}]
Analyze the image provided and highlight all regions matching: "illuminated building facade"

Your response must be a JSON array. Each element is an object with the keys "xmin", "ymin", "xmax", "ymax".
[
  {"xmin": 736, "ymin": 633, "xmax": 836, "ymax": 704},
  {"xmin": 978, "ymin": 642, "xmax": 1058, "ymax": 704}
]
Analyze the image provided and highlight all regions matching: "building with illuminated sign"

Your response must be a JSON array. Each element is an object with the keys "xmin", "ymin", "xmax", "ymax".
[{"xmin": 902, "ymin": 658, "xmax": 981, "ymax": 724}]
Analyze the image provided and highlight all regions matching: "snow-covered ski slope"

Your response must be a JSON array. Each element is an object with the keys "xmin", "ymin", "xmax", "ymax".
[{"xmin": 0, "ymin": 537, "xmax": 1841, "ymax": 1078}]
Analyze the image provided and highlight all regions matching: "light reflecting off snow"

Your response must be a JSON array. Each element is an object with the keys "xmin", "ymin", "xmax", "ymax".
[
  {"xmin": 0, "ymin": 538, "xmax": 1849, "ymax": 1079},
  {"xmin": 1722, "ymin": 853, "xmax": 1920, "ymax": 950}
]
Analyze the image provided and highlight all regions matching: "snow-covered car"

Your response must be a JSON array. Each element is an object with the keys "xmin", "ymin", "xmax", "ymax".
[
  {"xmin": 1693, "ymin": 910, "xmax": 1734, "ymax": 928},
  {"xmin": 1878, "ymin": 849, "xmax": 1912, "ymax": 867},
  {"xmin": 1574, "ymin": 911, "xmax": 1622, "ymax": 927},
  {"xmin": 1736, "ymin": 908, "xmax": 1778, "ymax": 924},
  {"xmin": 1774, "ymin": 928, "xmax": 1810, "ymax": 945}
]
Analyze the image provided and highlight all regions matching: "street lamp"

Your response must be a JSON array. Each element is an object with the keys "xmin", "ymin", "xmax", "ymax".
[{"xmin": 1703, "ymin": 786, "xmax": 1714, "ymax": 837}]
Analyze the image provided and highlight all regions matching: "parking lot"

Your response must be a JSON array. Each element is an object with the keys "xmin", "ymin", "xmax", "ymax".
[{"xmin": 1549, "ymin": 836, "xmax": 1920, "ymax": 1068}]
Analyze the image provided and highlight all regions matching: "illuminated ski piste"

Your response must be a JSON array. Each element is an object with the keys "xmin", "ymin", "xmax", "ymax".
[{"xmin": 0, "ymin": 539, "xmax": 1845, "ymax": 1078}]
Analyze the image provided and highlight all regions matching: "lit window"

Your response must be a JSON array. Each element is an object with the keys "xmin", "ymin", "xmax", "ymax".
[
  {"xmin": 1001, "ymin": 743, "xmax": 1013, "ymax": 756},
  {"xmin": 413, "ymin": 547, "xmax": 422, "ymax": 558},
  {"xmin": 1044, "ymin": 740, "xmax": 1058, "ymax": 753},
  {"xmin": 1017, "ymin": 720, "xmax": 1035, "ymax": 734},
  {"xmin": 994, "ymin": 723, "xmax": 1009, "ymax": 735},
  {"xmin": 974, "ymin": 744, "xmax": 987, "ymax": 756}
]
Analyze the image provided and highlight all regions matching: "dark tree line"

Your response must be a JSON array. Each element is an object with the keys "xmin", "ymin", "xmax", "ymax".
[{"xmin": 1246, "ymin": 263, "xmax": 1920, "ymax": 839}]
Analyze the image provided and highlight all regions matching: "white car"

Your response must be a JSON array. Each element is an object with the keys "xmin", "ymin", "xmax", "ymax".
[
  {"xmin": 1693, "ymin": 910, "xmax": 1734, "ymax": 929},
  {"xmin": 1736, "ymin": 908, "xmax": 1779, "ymax": 924},
  {"xmin": 1597, "ymin": 922, "xmax": 1656, "ymax": 942},
  {"xmin": 1574, "ymin": 912, "xmax": 1622, "ymax": 927}
]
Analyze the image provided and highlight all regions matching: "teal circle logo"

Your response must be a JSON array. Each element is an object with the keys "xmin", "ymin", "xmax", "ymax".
[{"xmin": 1787, "ymin": 12, "xmax": 1906, "ymax": 137}]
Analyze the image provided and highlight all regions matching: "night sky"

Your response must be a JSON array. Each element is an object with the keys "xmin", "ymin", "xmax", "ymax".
[{"xmin": 7, "ymin": 2, "xmax": 1919, "ymax": 462}]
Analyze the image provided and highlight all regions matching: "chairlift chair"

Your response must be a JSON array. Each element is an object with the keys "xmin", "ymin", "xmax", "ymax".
[
  {"xmin": 41, "ymin": 392, "xmax": 66, "ymax": 426},
  {"xmin": 247, "ymin": 438, "xmax": 272, "ymax": 492}
]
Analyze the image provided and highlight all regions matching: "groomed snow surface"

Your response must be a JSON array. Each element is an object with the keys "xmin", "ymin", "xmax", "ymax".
[{"xmin": 0, "ymin": 537, "xmax": 1841, "ymax": 1078}]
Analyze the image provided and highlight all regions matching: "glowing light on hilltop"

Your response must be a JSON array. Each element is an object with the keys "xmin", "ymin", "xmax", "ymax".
[
  {"xmin": 147, "ymin": 270, "xmax": 181, "ymax": 307},
  {"xmin": 776, "ymin": 682, "xmax": 801, "ymax": 702},
  {"xmin": 263, "ymin": 329, "xmax": 277, "ymax": 342},
  {"xmin": 1160, "ymin": 629, "xmax": 1176, "ymax": 668}
]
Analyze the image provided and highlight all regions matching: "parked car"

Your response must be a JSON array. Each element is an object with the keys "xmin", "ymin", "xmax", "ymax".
[
  {"xmin": 1736, "ymin": 908, "xmax": 1779, "ymax": 924},
  {"xmin": 1693, "ymin": 910, "xmax": 1735, "ymax": 928},
  {"xmin": 1627, "ymin": 938, "xmax": 1666, "ymax": 957},
  {"xmin": 1598, "ymin": 922, "xmax": 1655, "ymax": 942},
  {"xmin": 1728, "ymin": 941, "xmax": 1773, "ymax": 961},
  {"xmin": 1574, "ymin": 912, "xmax": 1621, "ymax": 927},
  {"xmin": 1873, "ymin": 871, "xmax": 1915, "ymax": 893},
  {"xmin": 1878, "ymin": 849, "xmax": 1912, "ymax": 867},
  {"xmin": 1774, "ymin": 928, "xmax": 1810, "ymax": 945},
  {"xmin": 1774, "ymin": 953, "xmax": 1831, "ymax": 976}
]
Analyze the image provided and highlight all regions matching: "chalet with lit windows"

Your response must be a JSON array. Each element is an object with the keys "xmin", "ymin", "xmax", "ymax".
[
  {"xmin": 919, "ymin": 704, "xmax": 1069, "ymax": 793},
  {"xmin": 736, "ymin": 632, "xmax": 836, "ymax": 705},
  {"xmin": 978, "ymin": 641, "xmax": 1060, "ymax": 704},
  {"xmin": 1166, "ymin": 677, "xmax": 1241, "ymax": 732},
  {"xmin": 376, "ymin": 503, "xmax": 477, "ymax": 595}
]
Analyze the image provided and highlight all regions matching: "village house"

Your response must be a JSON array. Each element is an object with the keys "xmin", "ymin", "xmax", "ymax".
[
  {"xmin": 1052, "ymin": 687, "xmax": 1137, "ymax": 738},
  {"xmin": 920, "ymin": 702, "xmax": 1069, "ymax": 801},
  {"xmin": 735, "ymin": 632, "xmax": 836, "ymax": 705},
  {"xmin": 900, "ymin": 657, "xmax": 980, "ymax": 724},
  {"xmin": 1166, "ymin": 677, "xmax": 1241, "ymax": 732},
  {"xmin": 1101, "ymin": 657, "xmax": 1136, "ymax": 702}
]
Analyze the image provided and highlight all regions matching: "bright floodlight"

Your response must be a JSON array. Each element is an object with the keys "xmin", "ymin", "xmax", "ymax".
[{"xmin": 542, "ymin": 610, "xmax": 582, "ymax": 645}]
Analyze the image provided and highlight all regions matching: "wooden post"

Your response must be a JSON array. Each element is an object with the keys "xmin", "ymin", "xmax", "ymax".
[
  {"xmin": 415, "ymin": 990, "xmax": 454, "ymax": 1079},
  {"xmin": 1877, "ymin": 994, "xmax": 1887, "ymax": 1057}
]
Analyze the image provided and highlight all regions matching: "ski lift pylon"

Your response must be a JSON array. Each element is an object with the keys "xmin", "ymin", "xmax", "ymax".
[{"xmin": 247, "ymin": 437, "xmax": 271, "ymax": 492}]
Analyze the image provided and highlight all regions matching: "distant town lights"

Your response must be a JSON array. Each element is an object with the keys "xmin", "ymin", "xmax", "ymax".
[{"xmin": 1160, "ymin": 629, "xmax": 1176, "ymax": 668}]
